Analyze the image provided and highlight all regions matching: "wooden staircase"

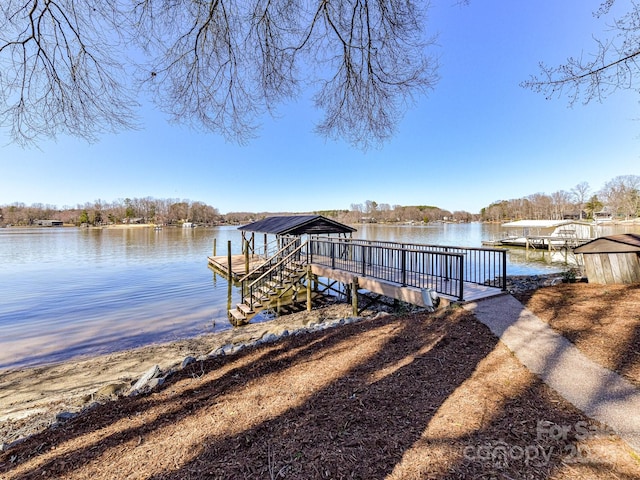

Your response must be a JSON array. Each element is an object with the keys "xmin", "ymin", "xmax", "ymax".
[{"xmin": 228, "ymin": 240, "xmax": 311, "ymax": 326}]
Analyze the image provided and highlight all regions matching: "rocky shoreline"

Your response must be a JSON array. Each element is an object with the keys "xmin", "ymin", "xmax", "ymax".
[
  {"xmin": 0, "ymin": 301, "xmax": 381, "ymax": 450},
  {"xmin": 504, "ymin": 271, "xmax": 582, "ymax": 295}
]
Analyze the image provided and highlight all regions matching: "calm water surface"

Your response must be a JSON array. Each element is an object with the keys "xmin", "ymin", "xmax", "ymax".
[{"xmin": 0, "ymin": 222, "xmax": 632, "ymax": 369}]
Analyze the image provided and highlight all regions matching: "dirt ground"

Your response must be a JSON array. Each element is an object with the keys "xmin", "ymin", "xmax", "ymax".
[{"xmin": 1, "ymin": 284, "xmax": 640, "ymax": 479}]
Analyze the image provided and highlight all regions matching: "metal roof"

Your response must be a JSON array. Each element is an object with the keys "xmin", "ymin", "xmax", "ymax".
[
  {"xmin": 502, "ymin": 220, "xmax": 587, "ymax": 228},
  {"xmin": 574, "ymin": 234, "xmax": 640, "ymax": 253},
  {"xmin": 238, "ymin": 215, "xmax": 356, "ymax": 236}
]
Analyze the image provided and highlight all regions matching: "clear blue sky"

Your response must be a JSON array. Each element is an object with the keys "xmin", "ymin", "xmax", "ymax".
[{"xmin": 1, "ymin": 0, "xmax": 637, "ymax": 214}]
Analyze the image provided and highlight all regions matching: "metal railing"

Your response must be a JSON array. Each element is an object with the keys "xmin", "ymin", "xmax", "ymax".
[
  {"xmin": 242, "ymin": 240, "xmax": 306, "ymax": 310},
  {"xmin": 306, "ymin": 237, "xmax": 507, "ymax": 301}
]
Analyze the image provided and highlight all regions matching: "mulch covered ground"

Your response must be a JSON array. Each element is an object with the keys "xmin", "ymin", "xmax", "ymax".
[
  {"xmin": 514, "ymin": 283, "xmax": 640, "ymax": 388},
  {"xmin": 1, "ymin": 285, "xmax": 640, "ymax": 479}
]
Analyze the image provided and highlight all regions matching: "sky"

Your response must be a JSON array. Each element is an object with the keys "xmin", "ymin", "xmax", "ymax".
[{"xmin": 1, "ymin": 0, "xmax": 638, "ymax": 215}]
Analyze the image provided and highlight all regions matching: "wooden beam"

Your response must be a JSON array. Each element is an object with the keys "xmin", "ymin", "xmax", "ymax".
[
  {"xmin": 351, "ymin": 276, "xmax": 359, "ymax": 316},
  {"xmin": 306, "ymin": 267, "xmax": 312, "ymax": 312}
]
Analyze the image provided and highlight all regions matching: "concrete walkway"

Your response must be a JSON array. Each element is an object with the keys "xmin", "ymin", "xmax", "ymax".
[{"xmin": 464, "ymin": 294, "xmax": 640, "ymax": 453}]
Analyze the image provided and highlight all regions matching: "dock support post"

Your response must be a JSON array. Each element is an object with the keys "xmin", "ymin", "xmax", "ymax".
[
  {"xmin": 351, "ymin": 277, "xmax": 359, "ymax": 316},
  {"xmin": 227, "ymin": 274, "xmax": 232, "ymax": 313},
  {"xmin": 213, "ymin": 238, "xmax": 217, "ymax": 256},
  {"xmin": 244, "ymin": 239, "xmax": 249, "ymax": 274},
  {"xmin": 227, "ymin": 240, "xmax": 232, "ymax": 280},
  {"xmin": 306, "ymin": 267, "xmax": 312, "ymax": 312}
]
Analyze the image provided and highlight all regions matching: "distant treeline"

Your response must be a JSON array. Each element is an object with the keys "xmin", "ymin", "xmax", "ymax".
[
  {"xmin": 1, "ymin": 175, "xmax": 637, "ymax": 227},
  {"xmin": 0, "ymin": 198, "xmax": 220, "ymax": 227},
  {"xmin": 479, "ymin": 175, "xmax": 639, "ymax": 222},
  {"xmin": 0, "ymin": 197, "xmax": 469, "ymax": 227}
]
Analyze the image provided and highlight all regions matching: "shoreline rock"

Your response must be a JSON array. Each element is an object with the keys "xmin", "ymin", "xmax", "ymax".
[{"xmin": 504, "ymin": 272, "xmax": 584, "ymax": 295}]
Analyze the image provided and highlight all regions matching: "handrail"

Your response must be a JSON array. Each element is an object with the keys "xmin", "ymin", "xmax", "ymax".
[
  {"xmin": 249, "ymin": 237, "xmax": 282, "ymax": 258},
  {"xmin": 247, "ymin": 241, "xmax": 307, "ymax": 290},
  {"xmin": 244, "ymin": 241, "xmax": 308, "ymax": 310},
  {"xmin": 308, "ymin": 239, "xmax": 466, "ymax": 300},
  {"xmin": 234, "ymin": 236, "xmax": 506, "ymax": 314},
  {"xmin": 307, "ymin": 238, "xmax": 507, "ymax": 300},
  {"xmin": 311, "ymin": 236, "xmax": 507, "ymax": 291},
  {"xmin": 237, "ymin": 237, "xmax": 301, "ymax": 283}
]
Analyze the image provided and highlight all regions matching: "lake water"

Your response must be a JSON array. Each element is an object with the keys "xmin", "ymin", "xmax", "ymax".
[{"xmin": 0, "ymin": 222, "xmax": 634, "ymax": 369}]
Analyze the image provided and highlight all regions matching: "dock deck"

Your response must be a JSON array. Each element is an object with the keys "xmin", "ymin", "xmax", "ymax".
[{"xmin": 208, "ymin": 255, "xmax": 267, "ymax": 283}]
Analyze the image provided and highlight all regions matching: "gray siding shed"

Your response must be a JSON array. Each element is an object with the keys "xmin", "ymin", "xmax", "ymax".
[{"xmin": 574, "ymin": 234, "xmax": 640, "ymax": 284}]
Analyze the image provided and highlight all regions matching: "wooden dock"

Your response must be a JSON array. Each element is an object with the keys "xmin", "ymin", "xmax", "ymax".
[
  {"xmin": 207, "ymin": 255, "xmax": 268, "ymax": 283},
  {"xmin": 209, "ymin": 250, "xmax": 505, "ymax": 308},
  {"xmin": 211, "ymin": 219, "xmax": 508, "ymax": 324}
]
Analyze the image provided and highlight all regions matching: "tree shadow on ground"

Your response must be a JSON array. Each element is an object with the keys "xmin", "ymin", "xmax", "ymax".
[
  {"xmin": 1, "ymin": 305, "xmax": 639, "ymax": 479},
  {"xmin": 514, "ymin": 283, "xmax": 640, "ymax": 387}
]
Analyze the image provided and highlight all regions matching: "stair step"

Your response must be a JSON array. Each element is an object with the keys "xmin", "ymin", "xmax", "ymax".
[
  {"xmin": 229, "ymin": 308, "xmax": 246, "ymax": 322},
  {"xmin": 237, "ymin": 303, "xmax": 253, "ymax": 315},
  {"xmin": 252, "ymin": 293, "xmax": 267, "ymax": 304}
]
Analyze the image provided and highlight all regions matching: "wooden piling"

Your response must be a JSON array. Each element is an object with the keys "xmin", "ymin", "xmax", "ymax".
[
  {"xmin": 351, "ymin": 276, "xmax": 359, "ymax": 316},
  {"xmin": 244, "ymin": 239, "xmax": 249, "ymax": 274},
  {"xmin": 306, "ymin": 267, "xmax": 312, "ymax": 312}
]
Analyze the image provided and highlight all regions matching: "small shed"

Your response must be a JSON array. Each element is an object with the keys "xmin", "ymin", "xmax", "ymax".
[{"xmin": 574, "ymin": 234, "xmax": 640, "ymax": 284}]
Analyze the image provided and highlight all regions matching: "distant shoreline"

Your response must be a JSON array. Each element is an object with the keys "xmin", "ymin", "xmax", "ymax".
[{"xmin": 2, "ymin": 218, "xmax": 639, "ymax": 231}]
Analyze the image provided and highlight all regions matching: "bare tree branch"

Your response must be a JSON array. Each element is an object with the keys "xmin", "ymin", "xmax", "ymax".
[
  {"xmin": 1, "ymin": 0, "xmax": 438, "ymax": 149},
  {"xmin": 522, "ymin": 1, "xmax": 640, "ymax": 107},
  {"xmin": 311, "ymin": 0, "xmax": 438, "ymax": 149},
  {"xmin": 0, "ymin": 0, "xmax": 138, "ymax": 146}
]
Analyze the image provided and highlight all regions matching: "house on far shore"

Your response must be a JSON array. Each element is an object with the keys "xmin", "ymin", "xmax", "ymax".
[
  {"xmin": 574, "ymin": 234, "xmax": 640, "ymax": 284},
  {"xmin": 35, "ymin": 219, "xmax": 63, "ymax": 227},
  {"xmin": 593, "ymin": 207, "xmax": 614, "ymax": 223}
]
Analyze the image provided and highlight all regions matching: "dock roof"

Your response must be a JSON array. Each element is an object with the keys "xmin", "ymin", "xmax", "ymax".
[
  {"xmin": 238, "ymin": 215, "xmax": 356, "ymax": 236},
  {"xmin": 502, "ymin": 219, "xmax": 588, "ymax": 228}
]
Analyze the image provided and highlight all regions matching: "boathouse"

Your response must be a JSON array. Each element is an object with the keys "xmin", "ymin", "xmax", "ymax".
[
  {"xmin": 496, "ymin": 219, "xmax": 594, "ymax": 249},
  {"xmin": 239, "ymin": 214, "xmax": 356, "ymax": 245},
  {"xmin": 35, "ymin": 219, "xmax": 63, "ymax": 227},
  {"xmin": 209, "ymin": 215, "xmax": 508, "ymax": 325},
  {"xmin": 235, "ymin": 214, "xmax": 356, "ymax": 262},
  {"xmin": 574, "ymin": 234, "xmax": 640, "ymax": 284}
]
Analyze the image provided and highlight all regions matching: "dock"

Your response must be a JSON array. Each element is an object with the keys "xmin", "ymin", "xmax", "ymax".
[{"xmin": 209, "ymin": 234, "xmax": 508, "ymax": 325}]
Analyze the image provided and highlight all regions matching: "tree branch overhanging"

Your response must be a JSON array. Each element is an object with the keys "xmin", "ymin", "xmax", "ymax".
[
  {"xmin": 522, "ymin": 1, "xmax": 640, "ymax": 107},
  {"xmin": 1, "ymin": 0, "xmax": 438, "ymax": 149}
]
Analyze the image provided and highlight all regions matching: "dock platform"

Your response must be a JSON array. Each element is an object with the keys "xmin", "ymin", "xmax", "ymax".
[{"xmin": 208, "ymin": 255, "xmax": 267, "ymax": 283}]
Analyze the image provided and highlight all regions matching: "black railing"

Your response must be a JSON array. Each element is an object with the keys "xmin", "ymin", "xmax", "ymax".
[
  {"xmin": 242, "ymin": 240, "xmax": 306, "ymax": 310},
  {"xmin": 307, "ymin": 238, "xmax": 507, "ymax": 301}
]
